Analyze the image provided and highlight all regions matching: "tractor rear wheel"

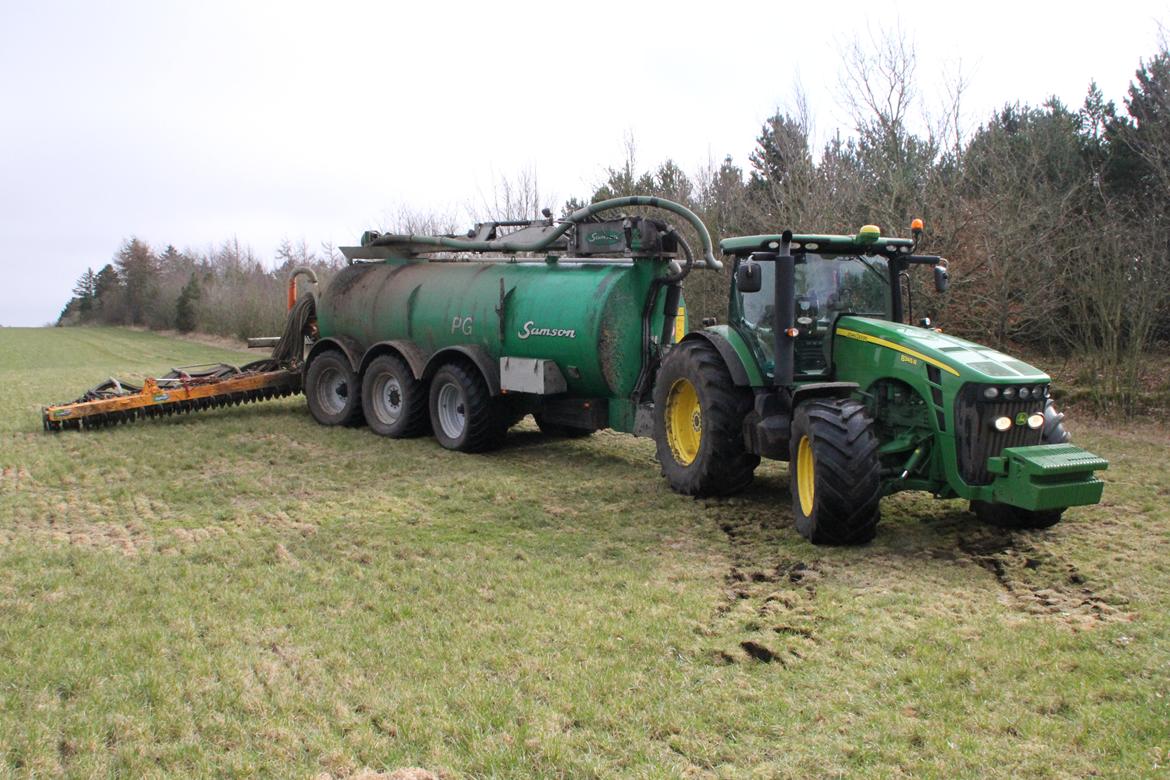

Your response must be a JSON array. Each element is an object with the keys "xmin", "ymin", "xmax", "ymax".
[
  {"xmin": 971, "ymin": 398, "xmax": 1070, "ymax": 530},
  {"xmin": 653, "ymin": 341, "xmax": 759, "ymax": 496},
  {"xmin": 361, "ymin": 354, "xmax": 429, "ymax": 437},
  {"xmin": 789, "ymin": 398, "xmax": 881, "ymax": 545},
  {"xmin": 305, "ymin": 350, "xmax": 364, "ymax": 427},
  {"xmin": 428, "ymin": 361, "xmax": 507, "ymax": 452}
]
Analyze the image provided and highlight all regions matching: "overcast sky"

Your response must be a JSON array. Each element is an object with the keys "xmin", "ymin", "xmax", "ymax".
[{"xmin": 1, "ymin": 1, "xmax": 1166, "ymax": 326}]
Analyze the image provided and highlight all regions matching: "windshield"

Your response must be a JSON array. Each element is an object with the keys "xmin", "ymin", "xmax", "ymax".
[
  {"xmin": 795, "ymin": 253, "xmax": 891, "ymax": 320},
  {"xmin": 738, "ymin": 252, "xmax": 892, "ymax": 378},
  {"xmin": 740, "ymin": 253, "xmax": 892, "ymax": 329}
]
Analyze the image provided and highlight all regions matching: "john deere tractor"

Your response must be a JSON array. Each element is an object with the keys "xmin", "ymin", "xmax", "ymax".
[{"xmin": 656, "ymin": 223, "xmax": 1107, "ymax": 543}]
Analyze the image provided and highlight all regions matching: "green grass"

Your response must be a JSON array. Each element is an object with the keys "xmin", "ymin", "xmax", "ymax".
[{"xmin": 1, "ymin": 326, "xmax": 1168, "ymax": 778}]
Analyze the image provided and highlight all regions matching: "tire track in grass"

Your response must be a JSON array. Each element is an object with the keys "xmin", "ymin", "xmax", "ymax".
[
  {"xmin": 956, "ymin": 528, "xmax": 1135, "ymax": 628},
  {"xmin": 700, "ymin": 493, "xmax": 822, "ymax": 666}
]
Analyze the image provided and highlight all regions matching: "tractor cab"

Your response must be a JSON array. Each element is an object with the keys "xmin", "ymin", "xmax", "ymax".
[{"xmin": 721, "ymin": 225, "xmax": 946, "ymax": 384}]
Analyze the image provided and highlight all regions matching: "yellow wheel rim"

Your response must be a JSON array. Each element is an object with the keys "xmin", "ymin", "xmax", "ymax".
[
  {"xmin": 665, "ymin": 378, "xmax": 702, "ymax": 466},
  {"xmin": 796, "ymin": 435, "xmax": 815, "ymax": 516}
]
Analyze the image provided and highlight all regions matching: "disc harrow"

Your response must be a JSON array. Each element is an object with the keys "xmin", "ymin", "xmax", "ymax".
[
  {"xmin": 42, "ymin": 362, "xmax": 303, "ymax": 432},
  {"xmin": 42, "ymin": 277, "xmax": 318, "ymax": 433}
]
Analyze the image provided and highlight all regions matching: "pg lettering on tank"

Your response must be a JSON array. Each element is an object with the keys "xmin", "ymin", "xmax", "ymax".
[
  {"xmin": 518, "ymin": 321, "xmax": 576, "ymax": 340},
  {"xmin": 451, "ymin": 316, "xmax": 474, "ymax": 336}
]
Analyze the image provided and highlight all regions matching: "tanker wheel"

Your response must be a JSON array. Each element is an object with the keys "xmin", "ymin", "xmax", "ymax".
[
  {"xmin": 971, "ymin": 398, "xmax": 1069, "ymax": 530},
  {"xmin": 361, "ymin": 354, "xmax": 429, "ymax": 438},
  {"xmin": 789, "ymin": 398, "xmax": 881, "ymax": 545},
  {"xmin": 428, "ymin": 361, "xmax": 507, "ymax": 453},
  {"xmin": 305, "ymin": 350, "xmax": 364, "ymax": 427},
  {"xmin": 653, "ymin": 341, "xmax": 759, "ymax": 496}
]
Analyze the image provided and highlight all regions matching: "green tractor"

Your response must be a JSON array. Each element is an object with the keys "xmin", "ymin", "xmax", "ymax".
[{"xmin": 657, "ymin": 223, "xmax": 1107, "ymax": 543}]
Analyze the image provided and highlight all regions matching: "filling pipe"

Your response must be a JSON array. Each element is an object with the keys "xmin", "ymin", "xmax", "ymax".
[
  {"xmin": 287, "ymin": 267, "xmax": 319, "ymax": 311},
  {"xmin": 369, "ymin": 196, "xmax": 722, "ymax": 271}
]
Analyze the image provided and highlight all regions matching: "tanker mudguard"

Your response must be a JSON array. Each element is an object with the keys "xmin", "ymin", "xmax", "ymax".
[
  {"xmin": 423, "ymin": 345, "xmax": 500, "ymax": 396},
  {"xmin": 307, "ymin": 336, "xmax": 363, "ymax": 373},
  {"xmin": 680, "ymin": 327, "xmax": 764, "ymax": 386},
  {"xmin": 359, "ymin": 339, "xmax": 428, "ymax": 379}
]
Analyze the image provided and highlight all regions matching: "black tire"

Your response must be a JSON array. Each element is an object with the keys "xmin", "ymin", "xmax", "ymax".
[
  {"xmin": 534, "ymin": 413, "xmax": 594, "ymax": 438},
  {"xmin": 428, "ymin": 361, "xmax": 507, "ymax": 452},
  {"xmin": 971, "ymin": 398, "xmax": 1070, "ymax": 530},
  {"xmin": 305, "ymin": 350, "xmax": 364, "ymax": 427},
  {"xmin": 361, "ymin": 354, "xmax": 429, "ymax": 438},
  {"xmin": 971, "ymin": 502, "xmax": 1063, "ymax": 529},
  {"xmin": 653, "ymin": 341, "xmax": 759, "ymax": 496},
  {"xmin": 789, "ymin": 398, "xmax": 881, "ymax": 545},
  {"xmin": 1041, "ymin": 398, "xmax": 1071, "ymax": 444}
]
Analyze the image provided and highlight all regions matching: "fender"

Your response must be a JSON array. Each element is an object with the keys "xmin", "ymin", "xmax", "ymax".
[
  {"xmin": 792, "ymin": 382, "xmax": 859, "ymax": 405},
  {"xmin": 306, "ymin": 336, "xmax": 362, "ymax": 373},
  {"xmin": 680, "ymin": 326, "xmax": 764, "ymax": 387},
  {"xmin": 359, "ymin": 339, "xmax": 429, "ymax": 380},
  {"xmin": 423, "ymin": 345, "xmax": 501, "ymax": 396}
]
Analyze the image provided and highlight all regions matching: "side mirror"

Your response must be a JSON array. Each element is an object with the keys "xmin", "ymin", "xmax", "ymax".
[
  {"xmin": 933, "ymin": 264, "xmax": 949, "ymax": 294},
  {"xmin": 736, "ymin": 260, "xmax": 763, "ymax": 293}
]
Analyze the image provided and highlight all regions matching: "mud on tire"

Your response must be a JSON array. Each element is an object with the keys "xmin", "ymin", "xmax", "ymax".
[
  {"xmin": 361, "ymin": 354, "xmax": 430, "ymax": 438},
  {"xmin": 653, "ymin": 340, "xmax": 759, "ymax": 496},
  {"xmin": 789, "ymin": 398, "xmax": 881, "ymax": 545},
  {"xmin": 428, "ymin": 361, "xmax": 508, "ymax": 453},
  {"xmin": 305, "ymin": 350, "xmax": 365, "ymax": 427}
]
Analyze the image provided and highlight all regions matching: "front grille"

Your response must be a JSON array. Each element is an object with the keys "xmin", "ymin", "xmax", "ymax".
[{"xmin": 954, "ymin": 383, "xmax": 1044, "ymax": 485}]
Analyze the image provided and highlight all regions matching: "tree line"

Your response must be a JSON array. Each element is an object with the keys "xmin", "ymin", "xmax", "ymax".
[
  {"xmin": 60, "ymin": 238, "xmax": 345, "ymax": 341},
  {"xmin": 59, "ymin": 33, "xmax": 1170, "ymax": 413}
]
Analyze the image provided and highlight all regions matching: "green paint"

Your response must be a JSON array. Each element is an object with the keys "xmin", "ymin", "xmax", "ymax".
[{"xmin": 318, "ymin": 257, "xmax": 675, "ymax": 399}]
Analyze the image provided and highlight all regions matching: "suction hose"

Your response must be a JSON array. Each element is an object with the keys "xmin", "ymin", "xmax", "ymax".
[{"xmin": 369, "ymin": 196, "xmax": 722, "ymax": 271}]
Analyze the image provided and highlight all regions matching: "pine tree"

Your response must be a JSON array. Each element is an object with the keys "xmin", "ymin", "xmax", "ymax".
[
  {"xmin": 71, "ymin": 267, "xmax": 98, "ymax": 320},
  {"xmin": 175, "ymin": 274, "xmax": 201, "ymax": 333},
  {"xmin": 115, "ymin": 237, "xmax": 158, "ymax": 325}
]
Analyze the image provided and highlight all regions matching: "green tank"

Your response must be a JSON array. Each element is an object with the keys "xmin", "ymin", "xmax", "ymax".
[
  {"xmin": 302, "ymin": 197, "xmax": 720, "ymax": 449},
  {"xmin": 316, "ymin": 258, "xmax": 677, "ymax": 400}
]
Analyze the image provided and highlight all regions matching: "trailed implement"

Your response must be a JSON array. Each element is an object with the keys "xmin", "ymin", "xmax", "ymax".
[
  {"xmin": 43, "ymin": 271, "xmax": 317, "ymax": 432},
  {"xmin": 42, "ymin": 361, "xmax": 302, "ymax": 431}
]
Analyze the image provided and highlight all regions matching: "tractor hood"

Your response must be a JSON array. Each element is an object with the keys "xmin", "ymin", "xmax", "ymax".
[{"xmin": 833, "ymin": 316, "xmax": 1049, "ymax": 384}]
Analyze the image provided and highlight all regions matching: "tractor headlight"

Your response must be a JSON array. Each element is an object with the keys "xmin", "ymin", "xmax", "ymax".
[
  {"xmin": 993, "ymin": 416, "xmax": 1013, "ymax": 432},
  {"xmin": 1017, "ymin": 387, "xmax": 1031, "ymax": 400},
  {"xmin": 1036, "ymin": 385, "xmax": 1048, "ymax": 398},
  {"xmin": 1001, "ymin": 386, "xmax": 1017, "ymax": 400},
  {"xmin": 1027, "ymin": 413, "xmax": 1044, "ymax": 430},
  {"xmin": 983, "ymin": 387, "xmax": 1000, "ymax": 400}
]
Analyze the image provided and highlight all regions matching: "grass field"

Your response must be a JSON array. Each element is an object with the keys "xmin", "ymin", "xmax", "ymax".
[{"xmin": 1, "ymin": 326, "xmax": 1168, "ymax": 778}]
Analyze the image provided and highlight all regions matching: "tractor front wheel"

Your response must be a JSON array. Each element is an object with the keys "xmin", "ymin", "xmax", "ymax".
[
  {"xmin": 971, "ymin": 398, "xmax": 1070, "ymax": 529},
  {"xmin": 653, "ymin": 341, "xmax": 759, "ymax": 496},
  {"xmin": 789, "ymin": 398, "xmax": 881, "ymax": 545}
]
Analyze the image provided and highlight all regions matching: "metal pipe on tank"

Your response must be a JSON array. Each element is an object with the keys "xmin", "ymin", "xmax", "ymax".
[
  {"xmin": 286, "ymin": 267, "xmax": 319, "ymax": 311},
  {"xmin": 368, "ymin": 197, "xmax": 723, "ymax": 271}
]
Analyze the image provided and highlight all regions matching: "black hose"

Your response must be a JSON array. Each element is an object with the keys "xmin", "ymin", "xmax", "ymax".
[{"xmin": 255, "ymin": 294, "xmax": 317, "ymax": 370}]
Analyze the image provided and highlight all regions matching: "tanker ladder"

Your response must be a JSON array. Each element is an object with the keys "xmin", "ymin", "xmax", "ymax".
[{"xmin": 42, "ymin": 271, "xmax": 317, "ymax": 432}]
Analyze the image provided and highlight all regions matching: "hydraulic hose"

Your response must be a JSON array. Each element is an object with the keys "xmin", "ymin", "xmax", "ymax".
[{"xmin": 369, "ymin": 196, "xmax": 722, "ymax": 271}]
